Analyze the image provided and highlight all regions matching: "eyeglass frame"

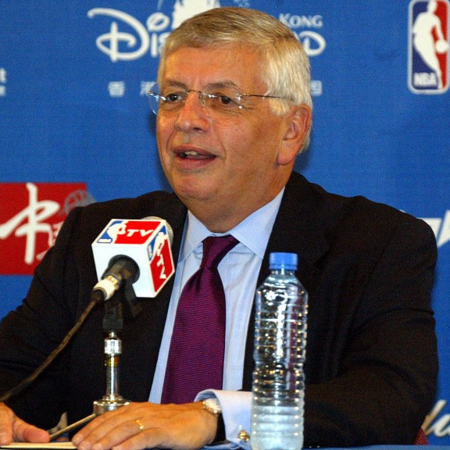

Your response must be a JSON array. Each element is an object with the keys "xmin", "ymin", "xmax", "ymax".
[{"xmin": 146, "ymin": 83, "xmax": 290, "ymax": 115}]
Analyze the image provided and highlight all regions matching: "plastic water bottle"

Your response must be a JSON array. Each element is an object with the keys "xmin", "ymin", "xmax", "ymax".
[{"xmin": 251, "ymin": 252, "xmax": 308, "ymax": 450}]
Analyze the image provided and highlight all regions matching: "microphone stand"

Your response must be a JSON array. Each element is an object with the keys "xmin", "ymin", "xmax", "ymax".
[
  {"xmin": 50, "ymin": 284, "xmax": 140, "ymax": 441},
  {"xmin": 93, "ymin": 299, "xmax": 130, "ymax": 414}
]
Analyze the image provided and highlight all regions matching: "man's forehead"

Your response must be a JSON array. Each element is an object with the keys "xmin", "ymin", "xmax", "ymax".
[
  {"xmin": 165, "ymin": 43, "xmax": 259, "ymax": 62},
  {"xmin": 161, "ymin": 45, "xmax": 263, "ymax": 86}
]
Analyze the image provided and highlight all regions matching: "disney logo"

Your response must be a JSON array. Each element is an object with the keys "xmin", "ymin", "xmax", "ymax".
[
  {"xmin": 88, "ymin": 8, "xmax": 327, "ymax": 62},
  {"xmin": 87, "ymin": 8, "xmax": 171, "ymax": 62}
]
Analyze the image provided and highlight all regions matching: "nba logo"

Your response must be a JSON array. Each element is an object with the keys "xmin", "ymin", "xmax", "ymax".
[
  {"xmin": 97, "ymin": 220, "xmax": 127, "ymax": 243},
  {"xmin": 409, "ymin": 0, "xmax": 449, "ymax": 93}
]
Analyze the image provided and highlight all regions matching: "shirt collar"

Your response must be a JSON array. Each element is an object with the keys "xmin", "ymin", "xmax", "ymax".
[{"xmin": 179, "ymin": 189, "xmax": 284, "ymax": 262}]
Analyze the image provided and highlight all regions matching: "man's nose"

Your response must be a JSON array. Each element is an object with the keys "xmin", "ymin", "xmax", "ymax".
[
  {"xmin": 184, "ymin": 90, "xmax": 208, "ymax": 109},
  {"xmin": 174, "ymin": 92, "xmax": 210, "ymax": 131}
]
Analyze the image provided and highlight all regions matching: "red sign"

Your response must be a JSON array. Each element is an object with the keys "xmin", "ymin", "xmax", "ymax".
[
  {"xmin": 113, "ymin": 220, "xmax": 161, "ymax": 245},
  {"xmin": 0, "ymin": 182, "xmax": 93, "ymax": 275},
  {"xmin": 149, "ymin": 233, "xmax": 174, "ymax": 293}
]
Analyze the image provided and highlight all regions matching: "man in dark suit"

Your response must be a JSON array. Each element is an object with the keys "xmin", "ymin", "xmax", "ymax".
[{"xmin": 0, "ymin": 7, "xmax": 438, "ymax": 450}]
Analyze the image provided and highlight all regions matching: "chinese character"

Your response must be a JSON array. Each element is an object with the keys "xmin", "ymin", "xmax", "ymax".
[
  {"xmin": 0, "ymin": 86, "xmax": 6, "ymax": 97},
  {"xmin": 0, "ymin": 183, "xmax": 60, "ymax": 264},
  {"xmin": 0, "ymin": 68, "xmax": 7, "ymax": 84},
  {"xmin": 108, "ymin": 81, "xmax": 126, "ymax": 97},
  {"xmin": 311, "ymin": 80, "xmax": 323, "ymax": 96}
]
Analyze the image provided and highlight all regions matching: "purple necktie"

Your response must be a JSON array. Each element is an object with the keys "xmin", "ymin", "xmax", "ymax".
[{"xmin": 161, "ymin": 235, "xmax": 239, "ymax": 404}]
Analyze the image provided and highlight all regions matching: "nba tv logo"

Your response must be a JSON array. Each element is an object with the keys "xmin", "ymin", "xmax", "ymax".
[{"xmin": 409, "ymin": 0, "xmax": 449, "ymax": 94}]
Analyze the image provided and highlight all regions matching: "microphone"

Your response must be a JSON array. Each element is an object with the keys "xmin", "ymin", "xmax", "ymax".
[
  {"xmin": 91, "ymin": 217, "xmax": 175, "ymax": 301},
  {"xmin": 0, "ymin": 218, "xmax": 175, "ymax": 408}
]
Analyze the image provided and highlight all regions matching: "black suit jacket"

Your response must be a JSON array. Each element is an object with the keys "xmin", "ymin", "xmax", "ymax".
[{"xmin": 0, "ymin": 172, "xmax": 438, "ymax": 447}]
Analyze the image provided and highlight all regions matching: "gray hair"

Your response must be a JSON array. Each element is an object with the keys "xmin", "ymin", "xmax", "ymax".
[{"xmin": 158, "ymin": 7, "xmax": 312, "ymax": 150}]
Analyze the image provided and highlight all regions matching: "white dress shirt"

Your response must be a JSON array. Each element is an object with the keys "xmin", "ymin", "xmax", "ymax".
[{"xmin": 149, "ymin": 190, "xmax": 283, "ymax": 448}]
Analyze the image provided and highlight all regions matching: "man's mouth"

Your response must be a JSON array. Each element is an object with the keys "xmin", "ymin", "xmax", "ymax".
[{"xmin": 177, "ymin": 150, "xmax": 215, "ymax": 160}]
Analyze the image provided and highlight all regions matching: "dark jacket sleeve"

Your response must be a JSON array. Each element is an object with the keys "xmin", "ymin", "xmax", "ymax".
[
  {"xmin": 0, "ymin": 207, "xmax": 85, "ymax": 429},
  {"xmin": 244, "ymin": 174, "xmax": 439, "ymax": 447},
  {"xmin": 303, "ymin": 214, "xmax": 438, "ymax": 446},
  {"xmin": 0, "ymin": 191, "xmax": 185, "ymax": 429}
]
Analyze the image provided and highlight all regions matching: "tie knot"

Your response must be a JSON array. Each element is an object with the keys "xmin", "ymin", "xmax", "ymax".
[{"xmin": 201, "ymin": 235, "xmax": 238, "ymax": 269}]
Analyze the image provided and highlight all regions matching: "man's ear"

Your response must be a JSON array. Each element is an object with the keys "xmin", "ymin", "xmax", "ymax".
[{"xmin": 278, "ymin": 104, "xmax": 312, "ymax": 166}]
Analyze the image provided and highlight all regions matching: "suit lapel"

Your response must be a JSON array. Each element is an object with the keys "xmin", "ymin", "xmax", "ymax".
[{"xmin": 242, "ymin": 172, "xmax": 330, "ymax": 390}]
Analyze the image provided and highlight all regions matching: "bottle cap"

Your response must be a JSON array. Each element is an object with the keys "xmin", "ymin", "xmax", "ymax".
[{"xmin": 269, "ymin": 252, "xmax": 298, "ymax": 270}]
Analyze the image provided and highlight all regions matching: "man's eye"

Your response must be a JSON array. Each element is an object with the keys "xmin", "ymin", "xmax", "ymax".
[
  {"xmin": 217, "ymin": 95, "xmax": 234, "ymax": 105},
  {"xmin": 211, "ymin": 94, "xmax": 240, "ymax": 108},
  {"xmin": 164, "ymin": 93, "xmax": 184, "ymax": 103}
]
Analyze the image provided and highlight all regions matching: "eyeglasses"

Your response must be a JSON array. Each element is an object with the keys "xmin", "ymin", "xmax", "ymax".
[{"xmin": 147, "ymin": 83, "xmax": 288, "ymax": 116}]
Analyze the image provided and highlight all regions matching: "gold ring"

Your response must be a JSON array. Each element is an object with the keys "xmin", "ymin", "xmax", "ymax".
[{"xmin": 136, "ymin": 419, "xmax": 144, "ymax": 431}]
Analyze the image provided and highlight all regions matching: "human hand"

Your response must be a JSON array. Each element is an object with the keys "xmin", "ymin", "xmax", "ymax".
[
  {"xmin": 0, "ymin": 402, "xmax": 50, "ymax": 444},
  {"xmin": 72, "ymin": 401, "xmax": 217, "ymax": 450}
]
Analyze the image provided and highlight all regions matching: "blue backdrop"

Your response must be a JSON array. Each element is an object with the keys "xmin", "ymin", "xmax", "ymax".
[{"xmin": 1, "ymin": 0, "xmax": 449, "ymax": 442}]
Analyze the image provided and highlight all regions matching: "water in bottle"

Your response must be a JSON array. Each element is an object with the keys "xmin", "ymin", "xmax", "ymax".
[{"xmin": 251, "ymin": 252, "xmax": 308, "ymax": 450}]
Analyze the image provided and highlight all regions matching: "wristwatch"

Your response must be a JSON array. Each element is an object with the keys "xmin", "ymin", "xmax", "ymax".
[{"xmin": 202, "ymin": 398, "xmax": 225, "ymax": 444}]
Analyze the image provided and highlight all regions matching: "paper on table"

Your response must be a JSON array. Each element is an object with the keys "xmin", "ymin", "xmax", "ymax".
[{"xmin": 0, "ymin": 443, "xmax": 76, "ymax": 449}]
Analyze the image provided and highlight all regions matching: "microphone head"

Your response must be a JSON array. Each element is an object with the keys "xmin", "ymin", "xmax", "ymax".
[
  {"xmin": 104, "ymin": 255, "xmax": 140, "ymax": 284},
  {"xmin": 92, "ymin": 218, "xmax": 175, "ymax": 298}
]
